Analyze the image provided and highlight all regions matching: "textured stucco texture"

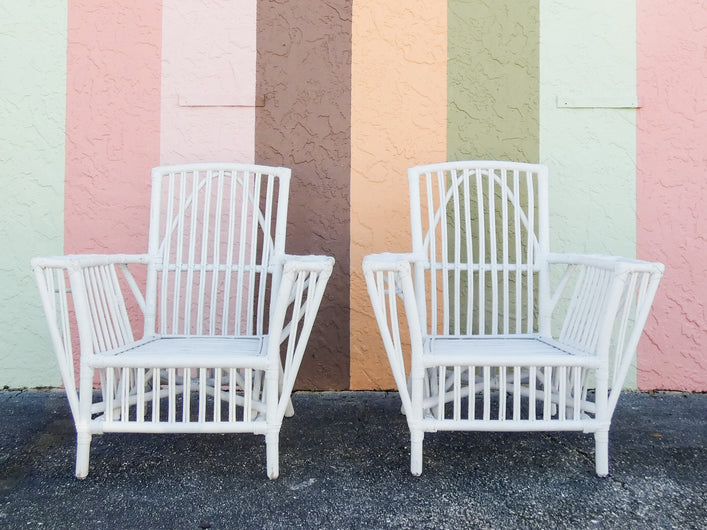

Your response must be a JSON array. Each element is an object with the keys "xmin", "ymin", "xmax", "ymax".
[
  {"xmin": 637, "ymin": 1, "xmax": 707, "ymax": 391},
  {"xmin": 448, "ymin": 0, "xmax": 539, "ymax": 162},
  {"xmin": 540, "ymin": 0, "xmax": 637, "ymax": 258},
  {"xmin": 0, "ymin": 3, "xmax": 67, "ymax": 387},
  {"xmin": 350, "ymin": 2, "xmax": 447, "ymax": 390},
  {"xmin": 62, "ymin": 1, "xmax": 162, "ymax": 382},
  {"xmin": 256, "ymin": 0, "xmax": 352, "ymax": 389},
  {"xmin": 65, "ymin": 0, "xmax": 162, "ymax": 257},
  {"xmin": 540, "ymin": 0, "xmax": 639, "ymax": 388},
  {"xmin": 2, "ymin": 2, "xmax": 705, "ymax": 393},
  {"xmin": 161, "ymin": 0, "xmax": 256, "ymax": 164}
]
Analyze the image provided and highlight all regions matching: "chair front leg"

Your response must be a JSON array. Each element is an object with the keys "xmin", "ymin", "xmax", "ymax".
[
  {"xmin": 594, "ymin": 429, "xmax": 610, "ymax": 477},
  {"xmin": 410, "ymin": 368, "xmax": 425, "ymax": 476},
  {"xmin": 75, "ymin": 362, "xmax": 95, "ymax": 479},
  {"xmin": 75, "ymin": 430, "xmax": 92, "ymax": 479},
  {"xmin": 266, "ymin": 368, "xmax": 280, "ymax": 480},
  {"xmin": 410, "ymin": 430, "xmax": 424, "ymax": 477}
]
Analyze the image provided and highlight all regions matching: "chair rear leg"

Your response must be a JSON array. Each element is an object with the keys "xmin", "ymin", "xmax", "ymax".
[
  {"xmin": 75, "ymin": 430, "xmax": 92, "ymax": 479},
  {"xmin": 594, "ymin": 430, "xmax": 609, "ymax": 477}
]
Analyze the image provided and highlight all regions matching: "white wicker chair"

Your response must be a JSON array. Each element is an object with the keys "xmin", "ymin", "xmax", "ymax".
[
  {"xmin": 363, "ymin": 161, "xmax": 663, "ymax": 476},
  {"xmin": 33, "ymin": 163, "xmax": 334, "ymax": 479}
]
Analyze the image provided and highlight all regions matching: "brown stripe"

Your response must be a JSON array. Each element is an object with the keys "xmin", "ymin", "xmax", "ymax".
[{"xmin": 255, "ymin": 1, "xmax": 352, "ymax": 389}]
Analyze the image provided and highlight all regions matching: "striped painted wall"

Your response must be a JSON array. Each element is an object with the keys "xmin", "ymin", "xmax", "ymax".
[{"xmin": 1, "ymin": 1, "xmax": 704, "ymax": 391}]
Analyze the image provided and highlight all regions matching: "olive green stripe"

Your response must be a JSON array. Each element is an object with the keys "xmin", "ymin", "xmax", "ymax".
[{"xmin": 448, "ymin": 0, "xmax": 540, "ymax": 162}]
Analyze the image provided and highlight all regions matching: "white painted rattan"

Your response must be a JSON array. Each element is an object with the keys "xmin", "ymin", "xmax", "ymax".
[
  {"xmin": 363, "ymin": 161, "xmax": 663, "ymax": 476},
  {"xmin": 33, "ymin": 163, "xmax": 334, "ymax": 479}
]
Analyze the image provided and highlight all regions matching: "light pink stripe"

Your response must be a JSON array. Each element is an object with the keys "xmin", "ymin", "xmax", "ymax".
[
  {"xmin": 65, "ymin": 0, "xmax": 162, "ymax": 255},
  {"xmin": 160, "ymin": 0, "xmax": 256, "ymax": 164},
  {"xmin": 637, "ymin": 2, "xmax": 707, "ymax": 391}
]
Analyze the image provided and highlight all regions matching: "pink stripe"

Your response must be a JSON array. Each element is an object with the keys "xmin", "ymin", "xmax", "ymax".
[
  {"xmin": 637, "ymin": 2, "xmax": 707, "ymax": 391},
  {"xmin": 160, "ymin": 0, "xmax": 256, "ymax": 164},
  {"xmin": 65, "ymin": 0, "xmax": 162, "ymax": 254}
]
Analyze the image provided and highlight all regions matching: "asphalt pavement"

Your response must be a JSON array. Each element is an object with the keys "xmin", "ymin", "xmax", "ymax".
[{"xmin": 0, "ymin": 389, "xmax": 704, "ymax": 529}]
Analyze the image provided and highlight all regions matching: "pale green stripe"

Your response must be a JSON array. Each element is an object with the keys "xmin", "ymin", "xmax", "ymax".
[
  {"xmin": 448, "ymin": 0, "xmax": 540, "ymax": 162},
  {"xmin": 0, "ymin": 3, "xmax": 67, "ymax": 387},
  {"xmin": 540, "ymin": 1, "xmax": 637, "ymax": 387}
]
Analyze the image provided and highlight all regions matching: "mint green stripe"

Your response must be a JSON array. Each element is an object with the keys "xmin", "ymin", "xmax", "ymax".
[
  {"xmin": 539, "ymin": 2, "xmax": 637, "ymax": 387},
  {"xmin": 448, "ymin": 0, "xmax": 540, "ymax": 162},
  {"xmin": 0, "ymin": 3, "xmax": 67, "ymax": 387}
]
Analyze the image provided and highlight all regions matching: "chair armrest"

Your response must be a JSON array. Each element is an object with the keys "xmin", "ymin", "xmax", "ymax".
[
  {"xmin": 545, "ymin": 253, "xmax": 664, "ymax": 337},
  {"xmin": 32, "ymin": 253, "xmax": 149, "ymax": 317},
  {"xmin": 268, "ymin": 254, "xmax": 334, "ymax": 420},
  {"xmin": 545, "ymin": 252, "xmax": 664, "ymax": 344},
  {"xmin": 274, "ymin": 254, "xmax": 335, "ymax": 313},
  {"xmin": 31, "ymin": 253, "xmax": 149, "ymax": 270},
  {"xmin": 31, "ymin": 254, "xmax": 149, "ymax": 424},
  {"xmin": 362, "ymin": 252, "xmax": 425, "ymax": 418},
  {"xmin": 362, "ymin": 252, "xmax": 417, "ymax": 276},
  {"xmin": 544, "ymin": 253, "xmax": 664, "ymax": 413},
  {"xmin": 282, "ymin": 254, "xmax": 335, "ymax": 274},
  {"xmin": 547, "ymin": 252, "xmax": 665, "ymax": 275}
]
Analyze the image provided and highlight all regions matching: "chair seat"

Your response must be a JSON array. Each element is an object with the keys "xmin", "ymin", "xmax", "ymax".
[
  {"xmin": 89, "ymin": 336, "xmax": 269, "ymax": 369},
  {"xmin": 422, "ymin": 336, "xmax": 601, "ymax": 368}
]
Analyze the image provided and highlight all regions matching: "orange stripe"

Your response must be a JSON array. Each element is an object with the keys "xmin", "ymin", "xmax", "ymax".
[{"xmin": 350, "ymin": 2, "xmax": 447, "ymax": 389}]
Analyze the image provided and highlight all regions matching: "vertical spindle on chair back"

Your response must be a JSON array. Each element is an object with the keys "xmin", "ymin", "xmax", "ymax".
[
  {"xmin": 408, "ymin": 161, "xmax": 549, "ymax": 337},
  {"xmin": 144, "ymin": 164, "xmax": 291, "ymax": 338}
]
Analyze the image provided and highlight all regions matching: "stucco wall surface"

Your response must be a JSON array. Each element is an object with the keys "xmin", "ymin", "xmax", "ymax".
[
  {"xmin": 65, "ymin": 0, "xmax": 162, "ymax": 257},
  {"xmin": 637, "ymin": 1, "xmax": 707, "ymax": 391},
  {"xmin": 256, "ymin": 0, "xmax": 352, "ymax": 389},
  {"xmin": 540, "ymin": 0, "xmax": 638, "ymax": 387},
  {"xmin": 161, "ymin": 0, "xmax": 256, "ymax": 164},
  {"xmin": 350, "ymin": 1, "xmax": 447, "ymax": 389},
  {"xmin": 448, "ymin": 0, "xmax": 539, "ymax": 162},
  {"xmin": 2, "ymin": 1, "xmax": 704, "ymax": 393},
  {"xmin": 0, "ymin": 3, "xmax": 67, "ymax": 387},
  {"xmin": 59, "ymin": 0, "xmax": 163, "ymax": 383}
]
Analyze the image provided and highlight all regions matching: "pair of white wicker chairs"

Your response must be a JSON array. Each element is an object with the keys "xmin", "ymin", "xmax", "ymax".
[{"xmin": 33, "ymin": 161, "xmax": 663, "ymax": 479}]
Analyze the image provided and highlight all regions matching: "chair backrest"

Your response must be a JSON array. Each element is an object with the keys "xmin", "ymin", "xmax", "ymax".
[
  {"xmin": 144, "ymin": 163, "xmax": 291, "ymax": 337},
  {"xmin": 408, "ymin": 161, "xmax": 549, "ymax": 337}
]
